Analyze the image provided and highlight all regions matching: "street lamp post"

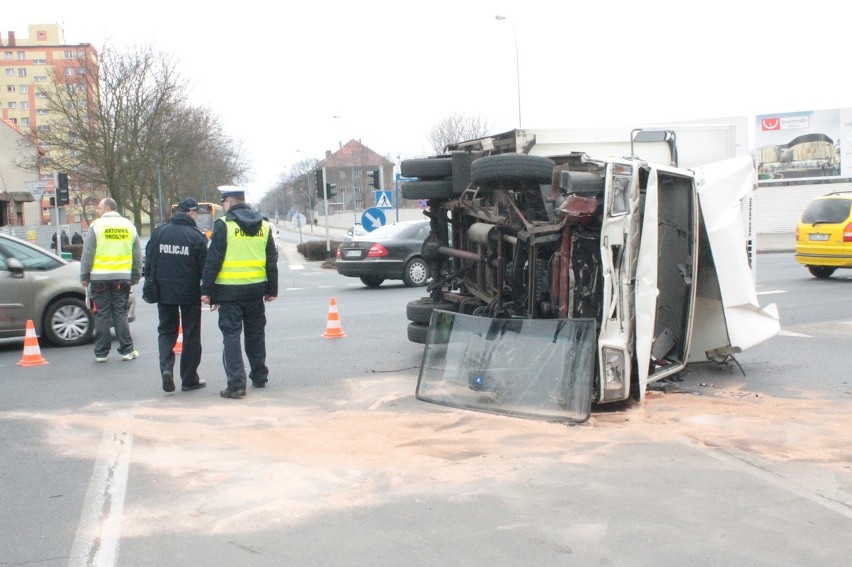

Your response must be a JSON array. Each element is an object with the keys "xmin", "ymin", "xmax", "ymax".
[{"xmin": 495, "ymin": 15, "xmax": 522, "ymax": 128}]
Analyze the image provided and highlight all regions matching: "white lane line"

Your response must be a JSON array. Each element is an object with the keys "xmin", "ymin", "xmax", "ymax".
[
  {"xmin": 289, "ymin": 265, "xmax": 305, "ymax": 270},
  {"xmin": 757, "ymin": 290, "xmax": 787, "ymax": 295},
  {"xmin": 68, "ymin": 428, "xmax": 133, "ymax": 567}
]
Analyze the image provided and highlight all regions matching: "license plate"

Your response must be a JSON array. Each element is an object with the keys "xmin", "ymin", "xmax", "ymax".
[
  {"xmin": 344, "ymin": 249, "xmax": 361, "ymax": 258},
  {"xmin": 809, "ymin": 233, "xmax": 830, "ymax": 241}
]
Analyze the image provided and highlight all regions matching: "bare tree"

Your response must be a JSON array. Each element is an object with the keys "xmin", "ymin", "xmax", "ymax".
[
  {"xmin": 260, "ymin": 157, "xmax": 319, "ymax": 223},
  {"xmin": 427, "ymin": 114, "xmax": 492, "ymax": 155},
  {"xmin": 25, "ymin": 43, "xmax": 249, "ymax": 231}
]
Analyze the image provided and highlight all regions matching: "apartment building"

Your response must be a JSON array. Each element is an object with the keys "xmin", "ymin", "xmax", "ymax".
[{"xmin": 0, "ymin": 23, "xmax": 98, "ymax": 226}]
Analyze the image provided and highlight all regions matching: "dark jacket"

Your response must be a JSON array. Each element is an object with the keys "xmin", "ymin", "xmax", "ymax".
[
  {"xmin": 200, "ymin": 203, "xmax": 278, "ymax": 302},
  {"xmin": 145, "ymin": 211, "xmax": 208, "ymax": 305}
]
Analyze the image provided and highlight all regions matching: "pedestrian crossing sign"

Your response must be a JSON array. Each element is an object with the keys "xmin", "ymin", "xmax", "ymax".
[{"xmin": 376, "ymin": 191, "xmax": 393, "ymax": 209}]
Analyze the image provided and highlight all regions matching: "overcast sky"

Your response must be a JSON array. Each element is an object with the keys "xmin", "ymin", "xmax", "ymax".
[{"xmin": 4, "ymin": 0, "xmax": 847, "ymax": 200}]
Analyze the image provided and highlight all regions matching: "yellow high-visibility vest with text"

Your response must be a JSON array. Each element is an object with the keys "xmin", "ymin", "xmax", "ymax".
[
  {"xmin": 215, "ymin": 219, "xmax": 269, "ymax": 285},
  {"xmin": 91, "ymin": 215, "xmax": 135, "ymax": 276}
]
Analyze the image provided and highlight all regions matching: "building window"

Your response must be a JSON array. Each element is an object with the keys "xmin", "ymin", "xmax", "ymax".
[
  {"xmin": 21, "ymin": 102, "xmax": 28, "ymax": 110},
  {"xmin": 4, "ymin": 68, "xmax": 13, "ymax": 76},
  {"xmin": 77, "ymin": 51, "xmax": 85, "ymax": 59},
  {"xmin": 7, "ymin": 101, "xmax": 15, "ymax": 109},
  {"xmin": 35, "ymin": 91, "xmax": 46, "ymax": 98},
  {"xmin": 339, "ymin": 170, "xmax": 346, "ymax": 180},
  {"xmin": 64, "ymin": 50, "xmax": 73, "ymax": 58},
  {"xmin": 6, "ymin": 85, "xmax": 14, "ymax": 93},
  {"xmin": 21, "ymin": 117, "xmax": 29, "ymax": 126},
  {"xmin": 8, "ymin": 118, "xmax": 16, "ymax": 125},
  {"xmin": 77, "ymin": 67, "xmax": 85, "ymax": 75},
  {"xmin": 19, "ymin": 85, "xmax": 27, "ymax": 93},
  {"xmin": 18, "ymin": 68, "xmax": 26, "ymax": 77},
  {"xmin": 65, "ymin": 68, "xmax": 75, "ymax": 76},
  {"xmin": 34, "ymin": 76, "xmax": 47, "ymax": 83},
  {"xmin": 37, "ymin": 125, "xmax": 49, "ymax": 132},
  {"xmin": 33, "ymin": 59, "xmax": 47, "ymax": 65},
  {"xmin": 3, "ymin": 52, "xmax": 12, "ymax": 59},
  {"xmin": 17, "ymin": 52, "xmax": 25, "ymax": 60},
  {"xmin": 36, "ymin": 108, "xmax": 49, "ymax": 115}
]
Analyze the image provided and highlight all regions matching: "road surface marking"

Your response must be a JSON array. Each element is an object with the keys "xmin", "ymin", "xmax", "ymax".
[{"xmin": 68, "ymin": 426, "xmax": 133, "ymax": 567}]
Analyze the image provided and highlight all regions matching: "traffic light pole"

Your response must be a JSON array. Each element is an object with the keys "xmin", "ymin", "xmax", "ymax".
[{"xmin": 322, "ymin": 169, "xmax": 331, "ymax": 256}]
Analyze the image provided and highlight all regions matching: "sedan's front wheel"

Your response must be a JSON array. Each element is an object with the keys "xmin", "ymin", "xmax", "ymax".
[
  {"xmin": 43, "ymin": 297, "xmax": 93, "ymax": 347},
  {"xmin": 403, "ymin": 257, "xmax": 429, "ymax": 287}
]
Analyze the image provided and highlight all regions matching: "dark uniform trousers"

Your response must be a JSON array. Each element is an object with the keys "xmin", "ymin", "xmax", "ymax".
[
  {"xmin": 217, "ymin": 298, "xmax": 268, "ymax": 390},
  {"xmin": 157, "ymin": 302, "xmax": 202, "ymax": 387},
  {"xmin": 90, "ymin": 280, "xmax": 134, "ymax": 357}
]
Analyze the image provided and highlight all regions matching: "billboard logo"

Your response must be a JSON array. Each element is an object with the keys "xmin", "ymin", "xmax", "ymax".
[
  {"xmin": 761, "ymin": 118, "xmax": 780, "ymax": 131},
  {"xmin": 761, "ymin": 116, "xmax": 809, "ymax": 131}
]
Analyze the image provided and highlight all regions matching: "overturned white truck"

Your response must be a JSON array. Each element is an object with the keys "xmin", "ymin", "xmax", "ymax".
[{"xmin": 402, "ymin": 127, "xmax": 780, "ymax": 423}]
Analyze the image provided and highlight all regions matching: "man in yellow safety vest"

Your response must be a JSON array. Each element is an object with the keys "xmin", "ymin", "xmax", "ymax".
[
  {"xmin": 80, "ymin": 198, "xmax": 142, "ymax": 362},
  {"xmin": 201, "ymin": 186, "xmax": 278, "ymax": 399}
]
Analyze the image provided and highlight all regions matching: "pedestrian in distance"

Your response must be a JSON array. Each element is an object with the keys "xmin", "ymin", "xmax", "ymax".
[
  {"xmin": 51, "ymin": 229, "xmax": 70, "ymax": 251},
  {"xmin": 145, "ymin": 197, "xmax": 208, "ymax": 393},
  {"xmin": 201, "ymin": 186, "xmax": 278, "ymax": 399},
  {"xmin": 80, "ymin": 198, "xmax": 141, "ymax": 362}
]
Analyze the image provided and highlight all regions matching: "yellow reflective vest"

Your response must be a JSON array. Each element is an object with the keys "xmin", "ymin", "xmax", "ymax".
[
  {"xmin": 215, "ymin": 219, "xmax": 270, "ymax": 285},
  {"xmin": 90, "ymin": 214, "xmax": 136, "ymax": 276}
]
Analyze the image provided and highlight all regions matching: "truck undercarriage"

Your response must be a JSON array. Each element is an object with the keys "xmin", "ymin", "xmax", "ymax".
[{"xmin": 402, "ymin": 130, "xmax": 779, "ymax": 423}]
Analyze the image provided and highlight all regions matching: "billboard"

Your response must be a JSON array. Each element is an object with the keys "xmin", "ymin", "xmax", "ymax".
[{"xmin": 755, "ymin": 108, "xmax": 852, "ymax": 183}]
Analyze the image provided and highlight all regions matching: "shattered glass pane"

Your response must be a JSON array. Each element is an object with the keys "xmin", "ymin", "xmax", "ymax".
[{"xmin": 416, "ymin": 311, "xmax": 596, "ymax": 423}]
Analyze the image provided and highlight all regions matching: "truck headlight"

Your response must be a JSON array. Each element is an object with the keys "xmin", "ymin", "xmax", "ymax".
[{"xmin": 601, "ymin": 347, "xmax": 628, "ymax": 402}]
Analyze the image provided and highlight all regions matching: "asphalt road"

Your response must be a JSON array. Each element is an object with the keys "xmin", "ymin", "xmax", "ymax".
[{"xmin": 0, "ymin": 248, "xmax": 850, "ymax": 566}]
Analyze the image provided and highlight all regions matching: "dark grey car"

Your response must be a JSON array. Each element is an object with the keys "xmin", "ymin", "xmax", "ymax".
[{"xmin": 335, "ymin": 220, "xmax": 431, "ymax": 287}]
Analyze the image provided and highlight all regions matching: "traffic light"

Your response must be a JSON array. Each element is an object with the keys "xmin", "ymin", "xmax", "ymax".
[
  {"xmin": 326, "ymin": 183, "xmax": 337, "ymax": 198},
  {"xmin": 366, "ymin": 169, "xmax": 380, "ymax": 189},
  {"xmin": 315, "ymin": 169, "xmax": 324, "ymax": 199},
  {"xmin": 56, "ymin": 172, "xmax": 69, "ymax": 206}
]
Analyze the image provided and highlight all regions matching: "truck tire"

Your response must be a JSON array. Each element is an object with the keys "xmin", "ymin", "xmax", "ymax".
[
  {"xmin": 401, "ymin": 157, "xmax": 452, "ymax": 179},
  {"xmin": 471, "ymin": 154, "xmax": 555, "ymax": 188},
  {"xmin": 401, "ymin": 180, "xmax": 453, "ymax": 200},
  {"xmin": 407, "ymin": 321, "xmax": 429, "ymax": 344},
  {"xmin": 407, "ymin": 297, "xmax": 459, "ymax": 324}
]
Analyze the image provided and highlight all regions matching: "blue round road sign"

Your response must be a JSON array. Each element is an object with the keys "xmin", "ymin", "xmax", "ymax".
[{"xmin": 361, "ymin": 208, "xmax": 386, "ymax": 232}]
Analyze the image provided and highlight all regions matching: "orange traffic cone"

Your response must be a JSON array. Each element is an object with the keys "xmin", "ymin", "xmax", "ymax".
[
  {"xmin": 322, "ymin": 297, "xmax": 347, "ymax": 338},
  {"xmin": 17, "ymin": 320, "xmax": 48, "ymax": 367},
  {"xmin": 173, "ymin": 320, "xmax": 184, "ymax": 354}
]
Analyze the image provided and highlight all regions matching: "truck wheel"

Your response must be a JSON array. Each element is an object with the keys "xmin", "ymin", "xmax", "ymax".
[
  {"xmin": 403, "ymin": 257, "xmax": 430, "ymax": 287},
  {"xmin": 401, "ymin": 180, "xmax": 453, "ymax": 200},
  {"xmin": 807, "ymin": 266, "xmax": 835, "ymax": 279},
  {"xmin": 407, "ymin": 322, "xmax": 429, "ymax": 344},
  {"xmin": 401, "ymin": 158, "xmax": 452, "ymax": 179},
  {"xmin": 471, "ymin": 154, "xmax": 555, "ymax": 188},
  {"xmin": 407, "ymin": 297, "xmax": 459, "ymax": 324}
]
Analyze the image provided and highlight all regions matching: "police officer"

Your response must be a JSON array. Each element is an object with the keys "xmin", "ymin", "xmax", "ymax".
[
  {"xmin": 201, "ymin": 186, "xmax": 278, "ymax": 399},
  {"xmin": 145, "ymin": 197, "xmax": 208, "ymax": 393},
  {"xmin": 80, "ymin": 198, "xmax": 141, "ymax": 362}
]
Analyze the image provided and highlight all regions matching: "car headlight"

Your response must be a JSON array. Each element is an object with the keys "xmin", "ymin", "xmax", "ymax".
[{"xmin": 601, "ymin": 346, "xmax": 628, "ymax": 402}]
